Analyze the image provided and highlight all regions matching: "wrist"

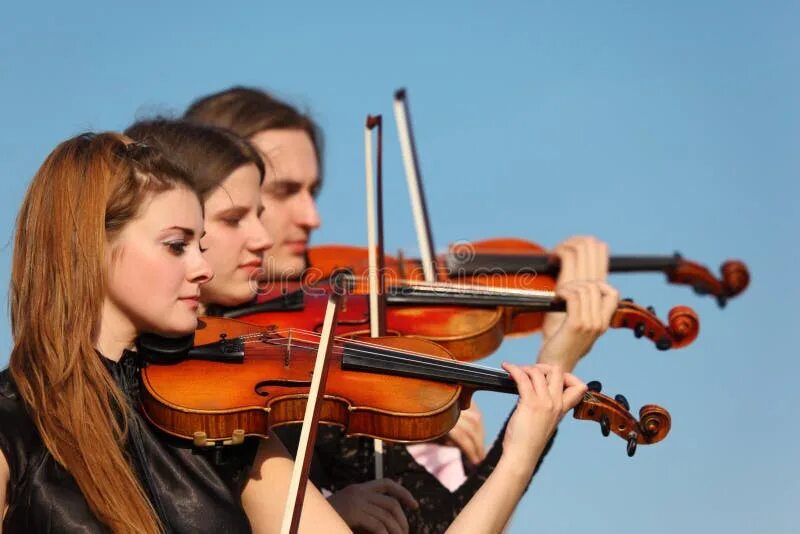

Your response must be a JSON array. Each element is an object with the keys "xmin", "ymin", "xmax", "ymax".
[
  {"xmin": 498, "ymin": 435, "xmax": 548, "ymax": 477},
  {"xmin": 536, "ymin": 347, "xmax": 580, "ymax": 373},
  {"xmin": 496, "ymin": 453, "xmax": 537, "ymax": 485}
]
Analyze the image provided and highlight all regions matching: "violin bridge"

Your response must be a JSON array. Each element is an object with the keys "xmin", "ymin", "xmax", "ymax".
[{"xmin": 192, "ymin": 429, "xmax": 246, "ymax": 447}]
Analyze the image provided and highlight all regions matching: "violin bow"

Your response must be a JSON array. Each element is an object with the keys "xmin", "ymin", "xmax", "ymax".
[
  {"xmin": 279, "ymin": 292, "xmax": 343, "ymax": 534},
  {"xmin": 393, "ymin": 88, "xmax": 438, "ymax": 281},
  {"xmin": 365, "ymin": 114, "xmax": 387, "ymax": 479}
]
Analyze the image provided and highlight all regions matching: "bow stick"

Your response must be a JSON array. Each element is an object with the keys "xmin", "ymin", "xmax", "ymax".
[
  {"xmin": 279, "ymin": 292, "xmax": 343, "ymax": 534},
  {"xmin": 393, "ymin": 88, "xmax": 438, "ymax": 281},
  {"xmin": 365, "ymin": 114, "xmax": 387, "ymax": 479}
]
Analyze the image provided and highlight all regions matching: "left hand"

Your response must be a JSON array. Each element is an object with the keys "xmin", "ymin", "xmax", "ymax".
[
  {"xmin": 541, "ymin": 235, "xmax": 610, "ymax": 342},
  {"xmin": 537, "ymin": 280, "xmax": 619, "ymax": 372},
  {"xmin": 500, "ymin": 363, "xmax": 587, "ymax": 469}
]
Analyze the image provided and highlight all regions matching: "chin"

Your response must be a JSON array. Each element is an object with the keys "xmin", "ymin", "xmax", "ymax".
[
  {"xmin": 275, "ymin": 256, "xmax": 307, "ymax": 280},
  {"xmin": 206, "ymin": 287, "xmax": 255, "ymax": 308},
  {"xmin": 153, "ymin": 317, "xmax": 199, "ymax": 337}
]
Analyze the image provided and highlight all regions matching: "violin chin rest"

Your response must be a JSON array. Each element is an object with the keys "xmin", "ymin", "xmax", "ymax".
[{"xmin": 136, "ymin": 332, "xmax": 195, "ymax": 362}]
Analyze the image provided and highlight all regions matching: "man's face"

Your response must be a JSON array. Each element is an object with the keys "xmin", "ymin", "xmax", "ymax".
[{"xmin": 249, "ymin": 128, "xmax": 321, "ymax": 280}]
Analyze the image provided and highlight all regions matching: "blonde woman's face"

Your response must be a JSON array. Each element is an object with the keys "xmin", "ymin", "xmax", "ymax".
[
  {"xmin": 199, "ymin": 163, "xmax": 272, "ymax": 307},
  {"xmin": 105, "ymin": 186, "xmax": 212, "ymax": 336}
]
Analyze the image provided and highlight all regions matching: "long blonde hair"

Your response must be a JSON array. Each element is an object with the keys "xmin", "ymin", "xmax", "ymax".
[{"xmin": 9, "ymin": 132, "xmax": 196, "ymax": 533}]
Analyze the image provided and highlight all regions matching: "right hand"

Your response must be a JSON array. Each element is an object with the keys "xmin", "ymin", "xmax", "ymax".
[
  {"xmin": 500, "ymin": 363, "xmax": 587, "ymax": 469},
  {"xmin": 327, "ymin": 478, "xmax": 419, "ymax": 534}
]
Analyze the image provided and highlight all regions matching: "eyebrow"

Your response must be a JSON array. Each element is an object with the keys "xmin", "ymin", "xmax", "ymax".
[
  {"xmin": 265, "ymin": 178, "xmax": 321, "ymax": 188},
  {"xmin": 214, "ymin": 205, "xmax": 250, "ymax": 217}
]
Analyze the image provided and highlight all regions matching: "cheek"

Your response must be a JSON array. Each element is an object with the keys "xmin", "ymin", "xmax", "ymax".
[
  {"xmin": 261, "ymin": 200, "xmax": 289, "ymax": 236},
  {"xmin": 203, "ymin": 228, "xmax": 239, "ymax": 274},
  {"xmin": 108, "ymin": 247, "xmax": 183, "ymax": 313}
]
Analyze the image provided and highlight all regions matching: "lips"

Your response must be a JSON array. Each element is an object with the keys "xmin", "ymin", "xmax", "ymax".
[
  {"xmin": 238, "ymin": 260, "xmax": 263, "ymax": 275},
  {"xmin": 178, "ymin": 295, "xmax": 200, "ymax": 308},
  {"xmin": 283, "ymin": 240, "xmax": 308, "ymax": 254}
]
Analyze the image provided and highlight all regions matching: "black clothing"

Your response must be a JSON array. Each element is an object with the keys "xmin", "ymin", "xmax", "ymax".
[
  {"xmin": 0, "ymin": 351, "xmax": 258, "ymax": 533},
  {"xmin": 276, "ymin": 420, "xmax": 553, "ymax": 534}
]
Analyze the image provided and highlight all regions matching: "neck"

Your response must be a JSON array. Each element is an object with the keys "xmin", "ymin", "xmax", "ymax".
[{"xmin": 96, "ymin": 299, "xmax": 138, "ymax": 362}]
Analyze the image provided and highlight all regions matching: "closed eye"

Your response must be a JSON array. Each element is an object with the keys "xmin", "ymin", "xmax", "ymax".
[{"xmin": 166, "ymin": 240, "xmax": 188, "ymax": 256}]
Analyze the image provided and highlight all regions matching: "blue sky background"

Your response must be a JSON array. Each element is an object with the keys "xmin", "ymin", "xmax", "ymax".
[{"xmin": 1, "ymin": 1, "xmax": 797, "ymax": 532}]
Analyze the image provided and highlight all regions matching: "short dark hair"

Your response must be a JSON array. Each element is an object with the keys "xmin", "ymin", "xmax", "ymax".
[{"xmin": 184, "ymin": 86, "xmax": 323, "ymax": 181}]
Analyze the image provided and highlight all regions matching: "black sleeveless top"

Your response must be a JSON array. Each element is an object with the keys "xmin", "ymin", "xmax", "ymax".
[{"xmin": 0, "ymin": 351, "xmax": 259, "ymax": 533}]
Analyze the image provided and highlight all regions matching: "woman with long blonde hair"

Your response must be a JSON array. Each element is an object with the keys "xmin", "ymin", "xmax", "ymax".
[{"xmin": 0, "ymin": 132, "xmax": 351, "ymax": 532}]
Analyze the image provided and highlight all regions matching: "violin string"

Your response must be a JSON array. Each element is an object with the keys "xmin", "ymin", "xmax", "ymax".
[
  {"xmin": 344, "ymin": 274, "xmax": 556, "ymax": 299},
  {"xmin": 391, "ymin": 280, "xmax": 554, "ymax": 299},
  {"xmin": 237, "ymin": 327, "xmax": 502, "ymax": 372},
  {"xmin": 200, "ymin": 324, "xmax": 515, "ymax": 382},
  {"xmin": 231, "ymin": 329, "xmax": 510, "ymax": 382},
  {"xmin": 250, "ymin": 340, "xmax": 510, "ymax": 386}
]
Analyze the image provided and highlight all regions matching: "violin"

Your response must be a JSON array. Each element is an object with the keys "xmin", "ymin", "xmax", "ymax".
[
  {"xmin": 219, "ymin": 281, "xmax": 700, "ymax": 360},
  {"xmin": 136, "ymin": 317, "xmax": 671, "ymax": 457},
  {"xmin": 306, "ymin": 240, "xmax": 750, "ymax": 309}
]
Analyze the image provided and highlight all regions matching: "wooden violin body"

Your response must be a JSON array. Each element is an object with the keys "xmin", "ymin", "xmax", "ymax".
[
  {"xmin": 137, "ymin": 318, "xmax": 671, "ymax": 456},
  {"xmin": 141, "ymin": 328, "xmax": 466, "ymax": 444},
  {"xmin": 213, "ymin": 290, "xmax": 506, "ymax": 362}
]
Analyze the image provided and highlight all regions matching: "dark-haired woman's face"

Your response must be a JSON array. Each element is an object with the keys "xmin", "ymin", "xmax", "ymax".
[
  {"xmin": 199, "ymin": 163, "xmax": 272, "ymax": 306},
  {"xmin": 105, "ymin": 186, "xmax": 213, "ymax": 336}
]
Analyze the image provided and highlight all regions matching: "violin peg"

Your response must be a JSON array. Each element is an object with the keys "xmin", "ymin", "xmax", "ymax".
[
  {"xmin": 656, "ymin": 337, "xmax": 672, "ymax": 351},
  {"xmin": 692, "ymin": 283, "xmax": 709, "ymax": 296},
  {"xmin": 614, "ymin": 394, "xmax": 630, "ymax": 411},
  {"xmin": 646, "ymin": 305, "xmax": 656, "ymax": 315},
  {"xmin": 622, "ymin": 297, "xmax": 634, "ymax": 303},
  {"xmin": 600, "ymin": 415, "xmax": 610, "ymax": 437},
  {"xmin": 716, "ymin": 295, "xmax": 728, "ymax": 308},
  {"xmin": 627, "ymin": 432, "xmax": 638, "ymax": 457},
  {"xmin": 634, "ymin": 323, "xmax": 646, "ymax": 338},
  {"xmin": 587, "ymin": 380, "xmax": 602, "ymax": 393}
]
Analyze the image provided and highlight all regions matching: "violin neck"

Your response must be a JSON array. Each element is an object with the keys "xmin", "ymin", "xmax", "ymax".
[
  {"xmin": 445, "ymin": 253, "xmax": 680, "ymax": 277},
  {"xmin": 608, "ymin": 255, "xmax": 681, "ymax": 273},
  {"xmin": 385, "ymin": 285, "xmax": 564, "ymax": 311},
  {"xmin": 339, "ymin": 342, "xmax": 517, "ymax": 394}
]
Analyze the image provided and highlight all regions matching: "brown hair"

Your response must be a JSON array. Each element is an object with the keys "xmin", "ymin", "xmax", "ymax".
[
  {"xmin": 125, "ymin": 118, "xmax": 265, "ymax": 199},
  {"xmin": 9, "ymin": 132, "xmax": 197, "ymax": 533},
  {"xmin": 184, "ymin": 86, "xmax": 323, "ymax": 181}
]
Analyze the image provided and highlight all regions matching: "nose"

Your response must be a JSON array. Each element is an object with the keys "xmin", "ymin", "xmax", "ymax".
[
  {"xmin": 188, "ymin": 249, "xmax": 214, "ymax": 285},
  {"xmin": 294, "ymin": 190, "xmax": 321, "ymax": 231},
  {"xmin": 248, "ymin": 215, "xmax": 274, "ymax": 254}
]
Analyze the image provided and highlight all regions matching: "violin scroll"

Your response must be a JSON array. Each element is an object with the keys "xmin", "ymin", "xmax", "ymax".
[
  {"xmin": 667, "ymin": 255, "xmax": 750, "ymax": 307},
  {"xmin": 612, "ymin": 300, "xmax": 700, "ymax": 350},
  {"xmin": 574, "ymin": 381, "xmax": 671, "ymax": 457}
]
